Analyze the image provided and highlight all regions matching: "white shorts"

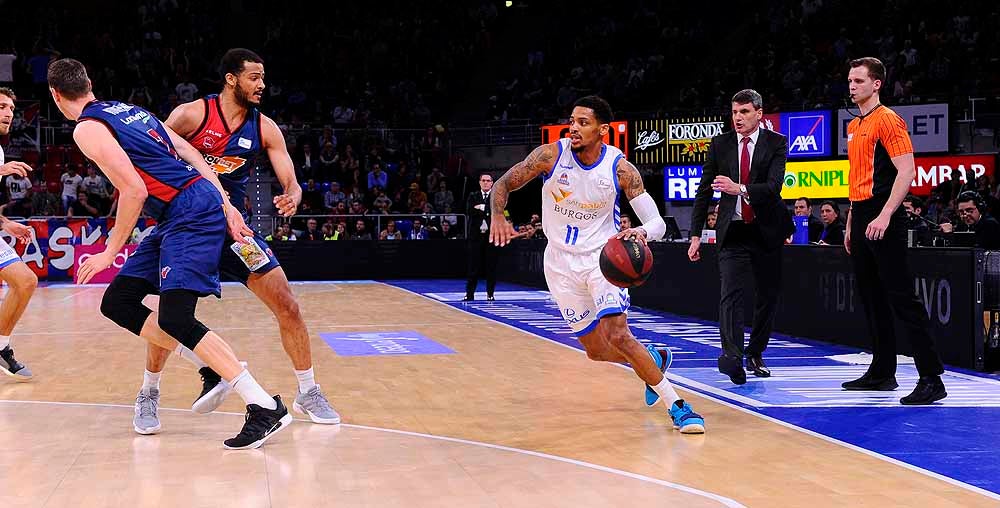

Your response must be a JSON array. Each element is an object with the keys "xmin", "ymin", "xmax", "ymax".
[
  {"xmin": 0, "ymin": 239, "xmax": 21, "ymax": 270},
  {"xmin": 544, "ymin": 244, "xmax": 630, "ymax": 336}
]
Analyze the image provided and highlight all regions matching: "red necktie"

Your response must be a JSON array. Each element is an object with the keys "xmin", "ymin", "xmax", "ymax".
[{"xmin": 740, "ymin": 136, "xmax": 754, "ymax": 223}]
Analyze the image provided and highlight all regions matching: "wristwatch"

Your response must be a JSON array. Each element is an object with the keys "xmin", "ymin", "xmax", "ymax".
[{"xmin": 739, "ymin": 184, "xmax": 748, "ymax": 198}]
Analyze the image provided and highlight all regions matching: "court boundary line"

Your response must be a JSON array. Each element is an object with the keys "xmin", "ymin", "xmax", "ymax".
[
  {"xmin": 0, "ymin": 399, "xmax": 743, "ymax": 508},
  {"xmin": 387, "ymin": 282, "xmax": 1000, "ymax": 502}
]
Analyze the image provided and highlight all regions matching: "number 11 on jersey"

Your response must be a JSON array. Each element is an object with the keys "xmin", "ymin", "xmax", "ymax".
[{"xmin": 564, "ymin": 225, "xmax": 579, "ymax": 245}]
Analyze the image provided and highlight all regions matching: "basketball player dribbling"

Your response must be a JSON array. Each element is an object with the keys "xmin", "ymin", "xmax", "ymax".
[
  {"xmin": 131, "ymin": 49, "xmax": 339, "ymax": 435},
  {"xmin": 488, "ymin": 96, "xmax": 705, "ymax": 434},
  {"xmin": 0, "ymin": 87, "xmax": 40, "ymax": 382}
]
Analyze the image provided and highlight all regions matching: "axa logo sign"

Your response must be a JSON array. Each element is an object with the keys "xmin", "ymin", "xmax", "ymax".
[{"xmin": 781, "ymin": 110, "xmax": 831, "ymax": 158}]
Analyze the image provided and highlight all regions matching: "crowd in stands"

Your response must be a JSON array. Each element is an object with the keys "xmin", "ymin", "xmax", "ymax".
[{"xmin": 492, "ymin": 0, "xmax": 1000, "ymax": 120}]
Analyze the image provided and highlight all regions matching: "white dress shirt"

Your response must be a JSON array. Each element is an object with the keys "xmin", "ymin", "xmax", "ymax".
[{"xmin": 733, "ymin": 127, "xmax": 760, "ymax": 221}]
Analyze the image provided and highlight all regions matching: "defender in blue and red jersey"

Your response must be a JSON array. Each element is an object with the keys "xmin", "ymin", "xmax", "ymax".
[
  {"xmin": 48, "ymin": 58, "xmax": 291, "ymax": 450},
  {"xmin": 142, "ymin": 49, "xmax": 340, "ymax": 428}
]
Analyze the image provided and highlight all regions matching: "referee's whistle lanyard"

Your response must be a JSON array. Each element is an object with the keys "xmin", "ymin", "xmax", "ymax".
[{"xmin": 846, "ymin": 102, "xmax": 883, "ymax": 121}]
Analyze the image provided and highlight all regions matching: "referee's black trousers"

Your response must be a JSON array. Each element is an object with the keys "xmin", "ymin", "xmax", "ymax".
[{"xmin": 850, "ymin": 199, "xmax": 944, "ymax": 379}]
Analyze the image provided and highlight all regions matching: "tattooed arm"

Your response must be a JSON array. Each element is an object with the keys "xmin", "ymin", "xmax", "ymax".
[
  {"xmin": 616, "ymin": 157, "xmax": 646, "ymax": 200},
  {"xmin": 489, "ymin": 143, "xmax": 559, "ymax": 246},
  {"xmin": 613, "ymin": 156, "xmax": 665, "ymax": 245}
]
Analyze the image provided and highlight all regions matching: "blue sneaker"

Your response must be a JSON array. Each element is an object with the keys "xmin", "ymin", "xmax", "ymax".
[
  {"xmin": 669, "ymin": 399, "xmax": 705, "ymax": 434},
  {"xmin": 644, "ymin": 345, "xmax": 673, "ymax": 407}
]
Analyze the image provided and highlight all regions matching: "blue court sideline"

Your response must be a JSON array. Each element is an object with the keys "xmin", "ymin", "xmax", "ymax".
[{"xmin": 386, "ymin": 279, "xmax": 1000, "ymax": 498}]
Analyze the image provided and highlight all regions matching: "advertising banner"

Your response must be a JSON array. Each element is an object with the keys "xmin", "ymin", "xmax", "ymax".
[
  {"xmin": 838, "ymin": 103, "xmax": 948, "ymax": 155},
  {"xmin": 761, "ymin": 113, "xmax": 781, "ymax": 133},
  {"xmin": 540, "ymin": 121, "xmax": 629, "ymax": 157},
  {"xmin": 0, "ymin": 217, "xmax": 156, "ymax": 281},
  {"xmin": 911, "ymin": 154, "xmax": 996, "ymax": 197},
  {"xmin": 782, "ymin": 110, "xmax": 832, "ymax": 158},
  {"xmin": 781, "ymin": 159, "xmax": 850, "ymax": 199},
  {"xmin": 663, "ymin": 165, "xmax": 720, "ymax": 201},
  {"xmin": 666, "ymin": 115, "xmax": 726, "ymax": 164},
  {"xmin": 630, "ymin": 118, "xmax": 668, "ymax": 165}
]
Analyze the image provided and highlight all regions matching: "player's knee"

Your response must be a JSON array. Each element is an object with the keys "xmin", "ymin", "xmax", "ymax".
[
  {"xmin": 273, "ymin": 290, "xmax": 303, "ymax": 322},
  {"xmin": 158, "ymin": 290, "xmax": 210, "ymax": 350},
  {"xmin": 6, "ymin": 267, "xmax": 37, "ymax": 294},
  {"xmin": 157, "ymin": 310, "xmax": 209, "ymax": 350},
  {"xmin": 102, "ymin": 276, "xmax": 154, "ymax": 335}
]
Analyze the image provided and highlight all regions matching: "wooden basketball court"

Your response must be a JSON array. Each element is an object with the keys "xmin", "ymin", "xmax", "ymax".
[{"xmin": 0, "ymin": 282, "xmax": 992, "ymax": 507}]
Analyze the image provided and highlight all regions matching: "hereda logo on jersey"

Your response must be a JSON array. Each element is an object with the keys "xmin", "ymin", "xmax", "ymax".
[{"xmin": 203, "ymin": 153, "xmax": 248, "ymax": 174}]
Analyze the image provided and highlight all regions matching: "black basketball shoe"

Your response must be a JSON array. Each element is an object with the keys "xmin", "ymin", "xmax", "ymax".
[{"xmin": 223, "ymin": 395, "xmax": 293, "ymax": 450}]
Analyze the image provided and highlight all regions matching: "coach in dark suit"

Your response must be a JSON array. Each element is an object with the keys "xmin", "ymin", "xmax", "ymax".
[
  {"xmin": 688, "ymin": 89, "xmax": 794, "ymax": 385},
  {"xmin": 464, "ymin": 172, "xmax": 499, "ymax": 301}
]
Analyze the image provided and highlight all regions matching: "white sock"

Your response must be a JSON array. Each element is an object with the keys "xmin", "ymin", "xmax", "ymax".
[
  {"xmin": 174, "ymin": 343, "xmax": 207, "ymax": 369},
  {"xmin": 231, "ymin": 369, "xmax": 277, "ymax": 410},
  {"xmin": 143, "ymin": 369, "xmax": 161, "ymax": 391},
  {"xmin": 0, "ymin": 334, "xmax": 10, "ymax": 349},
  {"xmin": 652, "ymin": 376, "xmax": 681, "ymax": 408},
  {"xmin": 295, "ymin": 367, "xmax": 316, "ymax": 394}
]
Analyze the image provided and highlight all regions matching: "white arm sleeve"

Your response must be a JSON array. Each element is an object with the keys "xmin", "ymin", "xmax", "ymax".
[{"xmin": 628, "ymin": 192, "xmax": 666, "ymax": 241}]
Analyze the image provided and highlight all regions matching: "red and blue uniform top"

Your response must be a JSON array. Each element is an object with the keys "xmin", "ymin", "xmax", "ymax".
[
  {"xmin": 186, "ymin": 94, "xmax": 262, "ymax": 217},
  {"xmin": 78, "ymin": 100, "xmax": 202, "ymax": 220}
]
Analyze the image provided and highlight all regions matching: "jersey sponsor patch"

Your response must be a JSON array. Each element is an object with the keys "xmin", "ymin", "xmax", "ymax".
[
  {"xmin": 204, "ymin": 153, "xmax": 248, "ymax": 174},
  {"xmin": 238, "ymin": 137, "xmax": 253, "ymax": 149},
  {"xmin": 551, "ymin": 188, "xmax": 572, "ymax": 203}
]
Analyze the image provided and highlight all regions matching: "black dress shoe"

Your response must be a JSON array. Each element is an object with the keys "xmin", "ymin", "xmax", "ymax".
[
  {"xmin": 461, "ymin": 296, "xmax": 474, "ymax": 302},
  {"xmin": 900, "ymin": 376, "xmax": 947, "ymax": 405},
  {"xmin": 718, "ymin": 354, "xmax": 746, "ymax": 385},
  {"xmin": 841, "ymin": 373, "xmax": 898, "ymax": 391},
  {"xmin": 745, "ymin": 355, "xmax": 771, "ymax": 377},
  {"xmin": 487, "ymin": 295, "xmax": 495, "ymax": 302}
]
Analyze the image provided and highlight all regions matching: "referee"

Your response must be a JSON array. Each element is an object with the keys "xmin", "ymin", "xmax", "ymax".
[{"xmin": 842, "ymin": 57, "xmax": 946, "ymax": 404}]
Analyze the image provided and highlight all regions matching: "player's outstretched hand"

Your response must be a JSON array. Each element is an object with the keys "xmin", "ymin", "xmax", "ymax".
[
  {"xmin": 273, "ymin": 193, "xmax": 298, "ymax": 217},
  {"xmin": 224, "ymin": 205, "xmax": 252, "ymax": 244},
  {"xmin": 489, "ymin": 215, "xmax": 516, "ymax": 246},
  {"xmin": 0, "ymin": 161, "xmax": 33, "ymax": 177},
  {"xmin": 1, "ymin": 219, "xmax": 33, "ymax": 244},
  {"xmin": 614, "ymin": 227, "xmax": 648, "ymax": 246},
  {"xmin": 77, "ymin": 249, "xmax": 115, "ymax": 285}
]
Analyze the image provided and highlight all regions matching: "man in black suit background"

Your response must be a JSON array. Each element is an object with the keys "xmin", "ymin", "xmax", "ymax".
[
  {"xmin": 688, "ymin": 89, "xmax": 794, "ymax": 385},
  {"xmin": 464, "ymin": 172, "xmax": 499, "ymax": 301}
]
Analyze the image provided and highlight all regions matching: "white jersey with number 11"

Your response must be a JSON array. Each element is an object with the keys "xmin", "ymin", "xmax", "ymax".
[{"xmin": 541, "ymin": 138, "xmax": 623, "ymax": 254}]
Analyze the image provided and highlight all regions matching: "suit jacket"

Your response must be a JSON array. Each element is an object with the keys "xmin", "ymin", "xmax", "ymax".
[
  {"xmin": 690, "ymin": 128, "xmax": 794, "ymax": 249},
  {"xmin": 819, "ymin": 219, "xmax": 845, "ymax": 246},
  {"xmin": 466, "ymin": 190, "xmax": 492, "ymax": 241},
  {"xmin": 807, "ymin": 215, "xmax": 825, "ymax": 243}
]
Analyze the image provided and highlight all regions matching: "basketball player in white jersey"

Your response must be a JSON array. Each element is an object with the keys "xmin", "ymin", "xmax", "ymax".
[
  {"xmin": 0, "ymin": 87, "xmax": 40, "ymax": 381},
  {"xmin": 489, "ymin": 96, "xmax": 705, "ymax": 434}
]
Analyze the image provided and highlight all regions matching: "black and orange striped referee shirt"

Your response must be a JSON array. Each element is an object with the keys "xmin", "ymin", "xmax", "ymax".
[{"xmin": 846, "ymin": 104, "xmax": 913, "ymax": 202}]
